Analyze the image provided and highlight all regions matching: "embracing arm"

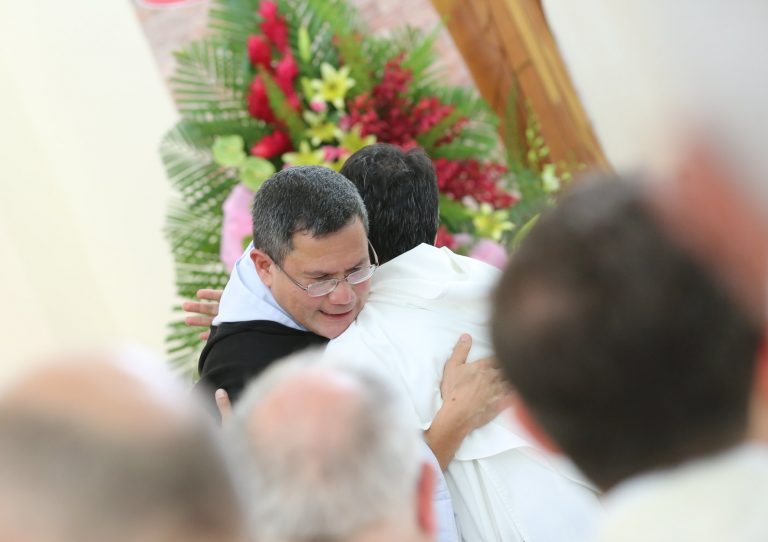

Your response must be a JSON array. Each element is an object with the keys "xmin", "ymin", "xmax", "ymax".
[
  {"xmin": 424, "ymin": 334, "xmax": 513, "ymax": 470},
  {"xmin": 182, "ymin": 289, "xmax": 223, "ymax": 340}
]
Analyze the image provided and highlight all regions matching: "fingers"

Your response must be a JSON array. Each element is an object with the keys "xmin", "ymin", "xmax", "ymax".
[
  {"xmin": 198, "ymin": 330, "xmax": 211, "ymax": 341},
  {"xmin": 215, "ymin": 388, "xmax": 233, "ymax": 424},
  {"xmin": 182, "ymin": 301, "xmax": 220, "ymax": 316},
  {"xmin": 197, "ymin": 288, "xmax": 223, "ymax": 302},
  {"xmin": 184, "ymin": 315, "xmax": 214, "ymax": 328},
  {"xmin": 444, "ymin": 334, "xmax": 472, "ymax": 372}
]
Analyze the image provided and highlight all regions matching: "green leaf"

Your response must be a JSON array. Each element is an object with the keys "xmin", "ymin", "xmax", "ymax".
[
  {"xmin": 212, "ymin": 135, "xmax": 247, "ymax": 167},
  {"xmin": 511, "ymin": 213, "xmax": 539, "ymax": 251},
  {"xmin": 439, "ymin": 194, "xmax": 473, "ymax": 231},
  {"xmin": 240, "ymin": 156, "xmax": 276, "ymax": 189},
  {"xmin": 416, "ymin": 108, "xmax": 463, "ymax": 150},
  {"xmin": 259, "ymin": 67, "xmax": 306, "ymax": 144},
  {"xmin": 298, "ymin": 26, "xmax": 312, "ymax": 63}
]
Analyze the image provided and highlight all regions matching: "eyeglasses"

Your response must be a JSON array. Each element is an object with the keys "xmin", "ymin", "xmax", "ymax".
[{"xmin": 274, "ymin": 241, "xmax": 379, "ymax": 298}]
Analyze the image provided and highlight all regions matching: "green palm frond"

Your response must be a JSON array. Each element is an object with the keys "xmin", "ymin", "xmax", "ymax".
[
  {"xmin": 399, "ymin": 25, "xmax": 442, "ymax": 85},
  {"xmin": 277, "ymin": 0, "xmax": 356, "ymax": 74},
  {"xmin": 166, "ymin": 320, "xmax": 205, "ymax": 380},
  {"xmin": 172, "ymin": 38, "xmax": 252, "ymax": 122},
  {"xmin": 416, "ymin": 85, "xmax": 501, "ymax": 159},
  {"xmin": 161, "ymin": 122, "xmax": 242, "ymax": 213},
  {"xmin": 209, "ymin": 0, "xmax": 262, "ymax": 46}
]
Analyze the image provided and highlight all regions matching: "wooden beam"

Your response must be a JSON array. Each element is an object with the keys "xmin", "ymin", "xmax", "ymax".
[{"xmin": 430, "ymin": 0, "xmax": 608, "ymax": 169}]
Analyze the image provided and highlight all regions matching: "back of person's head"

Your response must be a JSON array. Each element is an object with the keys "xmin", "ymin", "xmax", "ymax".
[
  {"xmin": 0, "ymin": 351, "xmax": 246, "ymax": 542},
  {"xmin": 491, "ymin": 176, "xmax": 762, "ymax": 490},
  {"xmin": 341, "ymin": 144, "xmax": 438, "ymax": 263},
  {"xmin": 252, "ymin": 165, "xmax": 369, "ymax": 265},
  {"xmin": 229, "ymin": 349, "xmax": 434, "ymax": 542}
]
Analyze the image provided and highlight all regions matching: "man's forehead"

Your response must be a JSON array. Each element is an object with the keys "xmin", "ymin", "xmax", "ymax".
[{"xmin": 286, "ymin": 221, "xmax": 369, "ymax": 271}]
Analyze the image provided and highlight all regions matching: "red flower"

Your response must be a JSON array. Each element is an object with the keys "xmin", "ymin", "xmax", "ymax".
[
  {"xmin": 247, "ymin": 76, "xmax": 276, "ymax": 122},
  {"xmin": 344, "ymin": 57, "xmax": 464, "ymax": 147},
  {"xmin": 434, "ymin": 226, "xmax": 458, "ymax": 250},
  {"xmin": 247, "ymin": 35, "xmax": 272, "ymax": 69},
  {"xmin": 434, "ymin": 158, "xmax": 517, "ymax": 209},
  {"xmin": 251, "ymin": 130, "xmax": 292, "ymax": 158},
  {"xmin": 258, "ymin": 1, "xmax": 277, "ymax": 21},
  {"xmin": 259, "ymin": 1, "xmax": 289, "ymax": 52}
]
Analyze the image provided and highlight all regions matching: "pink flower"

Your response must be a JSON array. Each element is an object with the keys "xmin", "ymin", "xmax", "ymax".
[
  {"xmin": 220, "ymin": 184, "xmax": 254, "ymax": 272},
  {"xmin": 310, "ymin": 99, "xmax": 327, "ymax": 112},
  {"xmin": 469, "ymin": 239, "xmax": 508, "ymax": 269},
  {"xmin": 322, "ymin": 146, "xmax": 345, "ymax": 162}
]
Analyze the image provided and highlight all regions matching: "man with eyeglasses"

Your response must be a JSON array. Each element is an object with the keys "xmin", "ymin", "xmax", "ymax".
[{"xmin": 196, "ymin": 166, "xmax": 375, "ymax": 405}]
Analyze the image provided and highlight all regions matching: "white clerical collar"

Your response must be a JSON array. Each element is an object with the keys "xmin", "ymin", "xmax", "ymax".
[{"xmin": 213, "ymin": 242, "xmax": 307, "ymax": 331}]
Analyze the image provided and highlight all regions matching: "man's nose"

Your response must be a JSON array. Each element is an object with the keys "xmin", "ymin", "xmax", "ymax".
[{"xmin": 327, "ymin": 280, "xmax": 354, "ymax": 305}]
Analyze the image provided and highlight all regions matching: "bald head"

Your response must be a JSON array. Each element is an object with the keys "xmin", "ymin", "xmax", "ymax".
[
  {"xmin": 0, "ymin": 353, "xmax": 190, "ymax": 436},
  {"xmin": 230, "ymin": 350, "xmax": 427, "ymax": 542},
  {"xmin": 0, "ymin": 350, "xmax": 246, "ymax": 542},
  {"xmin": 249, "ymin": 368, "xmax": 366, "ymax": 457}
]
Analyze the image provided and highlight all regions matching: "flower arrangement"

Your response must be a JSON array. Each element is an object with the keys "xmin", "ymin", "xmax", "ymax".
[{"xmin": 161, "ymin": 0, "xmax": 570, "ymax": 374}]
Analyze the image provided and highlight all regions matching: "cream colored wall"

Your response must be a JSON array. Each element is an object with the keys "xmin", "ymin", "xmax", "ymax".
[
  {"xmin": 0, "ymin": 0, "xmax": 177, "ymax": 379},
  {"xmin": 543, "ymin": 0, "xmax": 768, "ymax": 207}
]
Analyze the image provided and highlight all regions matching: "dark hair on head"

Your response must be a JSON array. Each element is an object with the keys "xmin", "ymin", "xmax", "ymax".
[
  {"xmin": 251, "ymin": 166, "xmax": 368, "ymax": 265},
  {"xmin": 340, "ymin": 143, "xmax": 438, "ymax": 263},
  {"xmin": 491, "ymin": 175, "xmax": 762, "ymax": 490}
]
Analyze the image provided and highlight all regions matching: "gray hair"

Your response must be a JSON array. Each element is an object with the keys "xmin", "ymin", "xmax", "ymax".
[
  {"xmin": 0, "ymin": 411, "xmax": 244, "ymax": 542},
  {"xmin": 229, "ymin": 349, "xmax": 422, "ymax": 542},
  {"xmin": 0, "ymin": 355, "xmax": 245, "ymax": 542},
  {"xmin": 252, "ymin": 166, "xmax": 369, "ymax": 265}
]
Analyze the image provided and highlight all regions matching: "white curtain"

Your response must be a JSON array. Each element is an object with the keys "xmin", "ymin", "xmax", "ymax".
[
  {"xmin": 543, "ymin": 0, "xmax": 768, "ymax": 207},
  {"xmin": 0, "ymin": 0, "xmax": 178, "ymax": 379}
]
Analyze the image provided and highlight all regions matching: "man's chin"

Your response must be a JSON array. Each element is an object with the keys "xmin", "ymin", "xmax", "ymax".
[{"xmin": 312, "ymin": 309, "xmax": 357, "ymax": 339}]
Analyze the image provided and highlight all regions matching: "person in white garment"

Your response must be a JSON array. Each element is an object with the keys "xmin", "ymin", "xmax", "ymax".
[
  {"xmin": 324, "ymin": 144, "xmax": 602, "ymax": 542},
  {"xmin": 228, "ymin": 348, "xmax": 438, "ymax": 542},
  {"xmin": 492, "ymin": 176, "xmax": 768, "ymax": 542},
  {"xmin": 192, "ymin": 144, "xmax": 602, "ymax": 542}
]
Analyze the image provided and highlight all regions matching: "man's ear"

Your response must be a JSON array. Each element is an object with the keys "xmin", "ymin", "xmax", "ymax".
[
  {"xmin": 415, "ymin": 462, "xmax": 437, "ymax": 538},
  {"xmin": 513, "ymin": 396, "xmax": 562, "ymax": 454},
  {"xmin": 748, "ymin": 331, "xmax": 768, "ymax": 441},
  {"xmin": 250, "ymin": 249, "xmax": 275, "ymax": 287}
]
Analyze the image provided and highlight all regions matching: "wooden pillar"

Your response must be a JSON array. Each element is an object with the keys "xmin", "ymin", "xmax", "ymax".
[{"xmin": 430, "ymin": 0, "xmax": 608, "ymax": 169}]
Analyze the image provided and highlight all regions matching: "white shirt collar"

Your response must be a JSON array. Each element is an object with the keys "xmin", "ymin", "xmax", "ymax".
[{"xmin": 213, "ymin": 242, "xmax": 307, "ymax": 331}]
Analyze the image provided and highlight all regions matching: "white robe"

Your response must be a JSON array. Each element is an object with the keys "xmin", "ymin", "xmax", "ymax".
[
  {"xmin": 599, "ymin": 444, "xmax": 768, "ymax": 542},
  {"xmin": 326, "ymin": 244, "xmax": 603, "ymax": 542}
]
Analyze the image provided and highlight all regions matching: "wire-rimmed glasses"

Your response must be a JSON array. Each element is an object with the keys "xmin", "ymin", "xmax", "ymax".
[{"xmin": 274, "ymin": 241, "xmax": 379, "ymax": 297}]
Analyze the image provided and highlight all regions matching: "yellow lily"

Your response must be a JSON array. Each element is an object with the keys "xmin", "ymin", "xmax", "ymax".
[
  {"xmin": 472, "ymin": 203, "xmax": 514, "ymax": 241},
  {"xmin": 310, "ymin": 63, "xmax": 355, "ymax": 110}
]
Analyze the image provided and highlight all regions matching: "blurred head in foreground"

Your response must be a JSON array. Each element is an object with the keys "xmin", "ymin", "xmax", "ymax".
[
  {"xmin": 229, "ymin": 349, "xmax": 436, "ymax": 542},
  {"xmin": 0, "ymin": 349, "xmax": 246, "ymax": 542},
  {"xmin": 491, "ymin": 177, "xmax": 763, "ymax": 490}
]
